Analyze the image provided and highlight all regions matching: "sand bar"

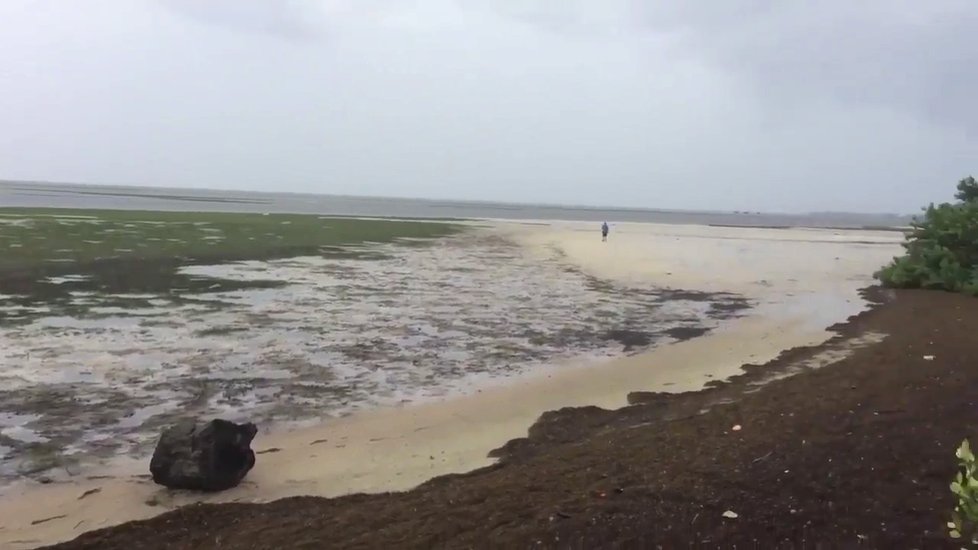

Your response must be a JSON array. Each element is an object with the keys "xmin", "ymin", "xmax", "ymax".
[{"xmin": 0, "ymin": 221, "xmax": 902, "ymax": 548}]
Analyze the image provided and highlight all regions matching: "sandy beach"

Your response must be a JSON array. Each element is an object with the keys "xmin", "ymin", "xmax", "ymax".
[{"xmin": 0, "ymin": 220, "xmax": 902, "ymax": 548}]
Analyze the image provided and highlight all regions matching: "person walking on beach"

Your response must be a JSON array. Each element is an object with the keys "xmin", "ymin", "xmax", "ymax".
[{"xmin": 601, "ymin": 222, "xmax": 609, "ymax": 242}]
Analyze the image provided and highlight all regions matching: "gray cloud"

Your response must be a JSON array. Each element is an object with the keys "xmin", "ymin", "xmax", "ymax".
[
  {"xmin": 158, "ymin": 0, "xmax": 327, "ymax": 39},
  {"xmin": 0, "ymin": 1, "xmax": 974, "ymax": 213},
  {"xmin": 653, "ymin": 1, "xmax": 978, "ymax": 133},
  {"xmin": 477, "ymin": 1, "xmax": 978, "ymax": 131}
]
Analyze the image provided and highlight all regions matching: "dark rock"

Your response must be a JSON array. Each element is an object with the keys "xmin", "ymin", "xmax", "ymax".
[{"xmin": 149, "ymin": 418, "xmax": 257, "ymax": 491}]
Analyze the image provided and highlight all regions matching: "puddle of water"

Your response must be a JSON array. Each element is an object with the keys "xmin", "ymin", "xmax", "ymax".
[
  {"xmin": 748, "ymin": 331, "xmax": 888, "ymax": 387},
  {"xmin": 1, "ymin": 425, "xmax": 48, "ymax": 444},
  {"xmin": 54, "ymin": 219, "xmax": 106, "ymax": 224},
  {"xmin": 36, "ymin": 316, "xmax": 144, "ymax": 329},
  {"xmin": 47, "ymin": 275, "xmax": 92, "ymax": 285},
  {"xmin": 0, "ymin": 305, "xmax": 50, "ymax": 314},
  {"xmin": 0, "ymin": 413, "xmax": 47, "ymax": 443},
  {"xmin": 116, "ymin": 402, "xmax": 178, "ymax": 430}
]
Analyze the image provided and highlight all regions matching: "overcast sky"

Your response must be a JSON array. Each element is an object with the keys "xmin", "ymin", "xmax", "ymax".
[{"xmin": 0, "ymin": 1, "xmax": 975, "ymax": 213}]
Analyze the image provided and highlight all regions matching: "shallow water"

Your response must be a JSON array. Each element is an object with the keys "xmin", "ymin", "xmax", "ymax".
[
  {"xmin": 0, "ymin": 232, "xmax": 747, "ymax": 480},
  {"xmin": 1, "ymin": 180, "xmax": 911, "ymax": 228}
]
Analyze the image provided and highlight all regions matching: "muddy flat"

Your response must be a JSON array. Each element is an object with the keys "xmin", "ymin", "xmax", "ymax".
[
  {"xmin": 0, "ymin": 212, "xmax": 756, "ymax": 484},
  {"xmin": 0, "ymin": 211, "xmax": 475, "ymax": 479},
  {"xmin": 37, "ymin": 287, "xmax": 974, "ymax": 548}
]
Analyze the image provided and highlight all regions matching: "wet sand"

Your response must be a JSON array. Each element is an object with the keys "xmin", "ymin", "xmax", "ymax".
[{"xmin": 0, "ymin": 221, "xmax": 902, "ymax": 548}]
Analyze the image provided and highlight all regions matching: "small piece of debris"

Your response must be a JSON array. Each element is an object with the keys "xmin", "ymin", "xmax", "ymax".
[
  {"xmin": 923, "ymin": 355, "xmax": 935, "ymax": 361},
  {"xmin": 732, "ymin": 425, "xmax": 742, "ymax": 432},
  {"xmin": 752, "ymin": 451, "xmax": 773, "ymax": 463},
  {"xmin": 722, "ymin": 510, "xmax": 739, "ymax": 519},
  {"xmin": 309, "ymin": 439, "xmax": 329, "ymax": 445},
  {"xmin": 31, "ymin": 515, "xmax": 67, "ymax": 526},
  {"xmin": 256, "ymin": 448, "xmax": 282, "ymax": 455},
  {"xmin": 78, "ymin": 487, "xmax": 102, "ymax": 500}
]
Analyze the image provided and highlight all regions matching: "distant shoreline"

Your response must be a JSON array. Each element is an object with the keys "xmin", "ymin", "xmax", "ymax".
[
  {"xmin": 708, "ymin": 222, "xmax": 910, "ymax": 232},
  {"xmin": 0, "ymin": 179, "xmax": 913, "ymax": 229}
]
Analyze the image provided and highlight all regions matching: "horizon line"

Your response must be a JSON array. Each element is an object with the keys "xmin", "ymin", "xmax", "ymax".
[{"xmin": 0, "ymin": 178, "xmax": 914, "ymax": 218}]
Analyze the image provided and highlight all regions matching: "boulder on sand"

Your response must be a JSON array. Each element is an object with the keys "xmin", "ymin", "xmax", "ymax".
[{"xmin": 149, "ymin": 418, "xmax": 258, "ymax": 491}]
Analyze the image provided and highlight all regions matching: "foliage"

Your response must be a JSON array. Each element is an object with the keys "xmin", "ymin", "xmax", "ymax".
[
  {"xmin": 876, "ymin": 176, "xmax": 978, "ymax": 295},
  {"xmin": 949, "ymin": 440, "xmax": 978, "ymax": 542},
  {"xmin": 957, "ymin": 176, "xmax": 978, "ymax": 203},
  {"xmin": 0, "ymin": 208, "xmax": 462, "ymax": 272}
]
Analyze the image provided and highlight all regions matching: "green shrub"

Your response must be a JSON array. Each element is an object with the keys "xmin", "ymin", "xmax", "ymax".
[
  {"xmin": 950, "ymin": 440, "xmax": 978, "ymax": 542},
  {"xmin": 956, "ymin": 176, "xmax": 978, "ymax": 203},
  {"xmin": 876, "ymin": 176, "xmax": 978, "ymax": 295}
]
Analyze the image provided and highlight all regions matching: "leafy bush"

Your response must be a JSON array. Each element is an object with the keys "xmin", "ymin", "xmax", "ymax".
[
  {"xmin": 876, "ymin": 176, "xmax": 978, "ymax": 295},
  {"xmin": 950, "ymin": 440, "xmax": 978, "ymax": 542},
  {"xmin": 957, "ymin": 176, "xmax": 978, "ymax": 203}
]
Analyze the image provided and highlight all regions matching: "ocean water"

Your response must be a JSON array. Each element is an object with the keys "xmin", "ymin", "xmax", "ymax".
[{"xmin": 0, "ymin": 180, "xmax": 910, "ymax": 228}]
